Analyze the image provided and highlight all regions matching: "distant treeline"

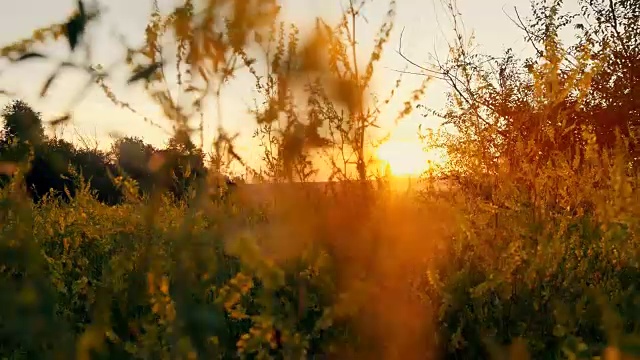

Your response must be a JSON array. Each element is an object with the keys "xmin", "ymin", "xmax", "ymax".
[{"xmin": 0, "ymin": 100, "xmax": 237, "ymax": 204}]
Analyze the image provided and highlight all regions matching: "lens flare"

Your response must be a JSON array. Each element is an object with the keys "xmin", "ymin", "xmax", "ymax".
[{"xmin": 376, "ymin": 140, "xmax": 431, "ymax": 176}]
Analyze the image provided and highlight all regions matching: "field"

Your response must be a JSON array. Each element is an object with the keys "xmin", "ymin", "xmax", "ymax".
[
  {"xmin": 2, "ymin": 165, "xmax": 640, "ymax": 359},
  {"xmin": 1, "ymin": 0, "xmax": 639, "ymax": 358}
]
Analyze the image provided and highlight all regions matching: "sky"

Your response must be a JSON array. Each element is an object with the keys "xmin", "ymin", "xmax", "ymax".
[{"xmin": 0, "ymin": 0, "xmax": 547, "ymax": 177}]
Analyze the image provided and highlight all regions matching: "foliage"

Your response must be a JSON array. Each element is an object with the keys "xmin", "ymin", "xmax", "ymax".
[
  {"xmin": 0, "ymin": 101, "xmax": 234, "ymax": 204},
  {"xmin": 0, "ymin": 0, "xmax": 639, "ymax": 359},
  {"xmin": 408, "ymin": 0, "xmax": 640, "ymax": 358}
]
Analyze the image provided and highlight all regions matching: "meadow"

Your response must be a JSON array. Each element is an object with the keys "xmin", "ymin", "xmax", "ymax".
[{"xmin": 1, "ymin": 0, "xmax": 639, "ymax": 358}]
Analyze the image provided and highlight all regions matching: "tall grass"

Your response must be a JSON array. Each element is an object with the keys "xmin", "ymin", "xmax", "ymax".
[
  {"xmin": 0, "ymin": 169, "xmax": 449, "ymax": 358},
  {"xmin": 4, "ymin": 133, "xmax": 640, "ymax": 359},
  {"xmin": 1, "ymin": 0, "xmax": 640, "ymax": 359}
]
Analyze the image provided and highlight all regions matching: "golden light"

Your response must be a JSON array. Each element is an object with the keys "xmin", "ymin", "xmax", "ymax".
[{"xmin": 376, "ymin": 140, "xmax": 432, "ymax": 176}]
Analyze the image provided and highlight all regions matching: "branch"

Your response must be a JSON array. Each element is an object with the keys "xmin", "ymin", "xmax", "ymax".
[
  {"xmin": 395, "ymin": 27, "xmax": 448, "ymax": 79},
  {"xmin": 503, "ymin": 5, "xmax": 543, "ymax": 57},
  {"xmin": 608, "ymin": 0, "xmax": 630, "ymax": 58},
  {"xmin": 395, "ymin": 28, "xmax": 508, "ymax": 138}
]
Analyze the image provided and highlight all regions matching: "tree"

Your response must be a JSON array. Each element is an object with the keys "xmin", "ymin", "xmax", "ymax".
[
  {"xmin": 0, "ymin": 100, "xmax": 45, "ymax": 162},
  {"xmin": 158, "ymin": 129, "xmax": 207, "ymax": 201},
  {"xmin": 400, "ymin": 0, "xmax": 639, "ymax": 181},
  {"xmin": 24, "ymin": 137, "xmax": 76, "ymax": 202},
  {"xmin": 0, "ymin": 100, "xmax": 45, "ymax": 146},
  {"xmin": 396, "ymin": 3, "xmax": 640, "ymax": 356},
  {"xmin": 110, "ymin": 136, "xmax": 158, "ymax": 196},
  {"xmin": 0, "ymin": 101, "xmax": 72, "ymax": 201},
  {"xmin": 71, "ymin": 147, "xmax": 121, "ymax": 204},
  {"xmin": 564, "ymin": 0, "xmax": 639, "ymax": 162},
  {"xmin": 0, "ymin": 101, "xmax": 124, "ymax": 204}
]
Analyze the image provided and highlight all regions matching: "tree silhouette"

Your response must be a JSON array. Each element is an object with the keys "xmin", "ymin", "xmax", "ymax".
[
  {"xmin": 0, "ymin": 100, "xmax": 45, "ymax": 162},
  {"xmin": 71, "ymin": 147, "xmax": 121, "ymax": 204},
  {"xmin": 0, "ymin": 101, "xmax": 121, "ymax": 203},
  {"xmin": 159, "ymin": 129, "xmax": 207, "ymax": 201},
  {"xmin": 25, "ymin": 138, "xmax": 76, "ymax": 202},
  {"xmin": 110, "ymin": 136, "xmax": 157, "ymax": 196}
]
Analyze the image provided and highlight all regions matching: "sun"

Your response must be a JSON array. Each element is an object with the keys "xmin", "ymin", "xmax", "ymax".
[{"xmin": 376, "ymin": 140, "xmax": 432, "ymax": 176}]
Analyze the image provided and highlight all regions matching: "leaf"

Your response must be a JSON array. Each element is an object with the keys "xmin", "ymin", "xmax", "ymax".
[
  {"xmin": 148, "ymin": 152, "xmax": 166, "ymax": 172},
  {"xmin": 60, "ymin": 61, "xmax": 78, "ymax": 69},
  {"xmin": 552, "ymin": 324, "xmax": 566, "ymax": 337},
  {"xmin": 127, "ymin": 62, "xmax": 163, "ymax": 84},
  {"xmin": 0, "ymin": 161, "xmax": 18, "ymax": 175},
  {"xmin": 65, "ymin": 13, "xmax": 87, "ymax": 50},
  {"xmin": 76, "ymin": 326, "xmax": 106, "ymax": 360},
  {"xmin": 508, "ymin": 338, "xmax": 530, "ymax": 360},
  {"xmin": 561, "ymin": 124, "xmax": 576, "ymax": 136},
  {"xmin": 14, "ymin": 52, "xmax": 46, "ymax": 61},
  {"xmin": 50, "ymin": 113, "xmax": 72, "ymax": 126},
  {"xmin": 77, "ymin": 0, "xmax": 86, "ymax": 18},
  {"xmin": 40, "ymin": 71, "xmax": 58, "ymax": 97}
]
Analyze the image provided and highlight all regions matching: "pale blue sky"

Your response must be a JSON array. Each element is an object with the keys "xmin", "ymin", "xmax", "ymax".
[{"xmin": 0, "ymin": 0, "xmax": 552, "ymax": 171}]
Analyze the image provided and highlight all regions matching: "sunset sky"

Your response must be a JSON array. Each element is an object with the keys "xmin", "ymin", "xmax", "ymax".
[{"xmin": 0, "ymin": 0, "xmax": 551, "ymax": 178}]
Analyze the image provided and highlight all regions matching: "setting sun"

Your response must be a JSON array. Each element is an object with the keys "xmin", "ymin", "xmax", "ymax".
[{"xmin": 376, "ymin": 140, "xmax": 432, "ymax": 176}]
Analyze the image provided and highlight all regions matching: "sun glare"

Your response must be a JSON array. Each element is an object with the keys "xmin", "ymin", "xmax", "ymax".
[{"xmin": 376, "ymin": 140, "xmax": 432, "ymax": 176}]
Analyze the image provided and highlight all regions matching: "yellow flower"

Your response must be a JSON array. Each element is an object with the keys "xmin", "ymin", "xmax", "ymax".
[
  {"xmin": 147, "ymin": 273, "xmax": 155, "ymax": 295},
  {"xmin": 229, "ymin": 309, "xmax": 248, "ymax": 319},
  {"xmin": 160, "ymin": 276, "xmax": 170, "ymax": 295}
]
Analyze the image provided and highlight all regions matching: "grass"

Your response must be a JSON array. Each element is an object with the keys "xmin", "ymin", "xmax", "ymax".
[
  {"xmin": 0, "ymin": 0, "xmax": 638, "ymax": 358},
  {"xmin": 2, "ymin": 143, "xmax": 640, "ymax": 360}
]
